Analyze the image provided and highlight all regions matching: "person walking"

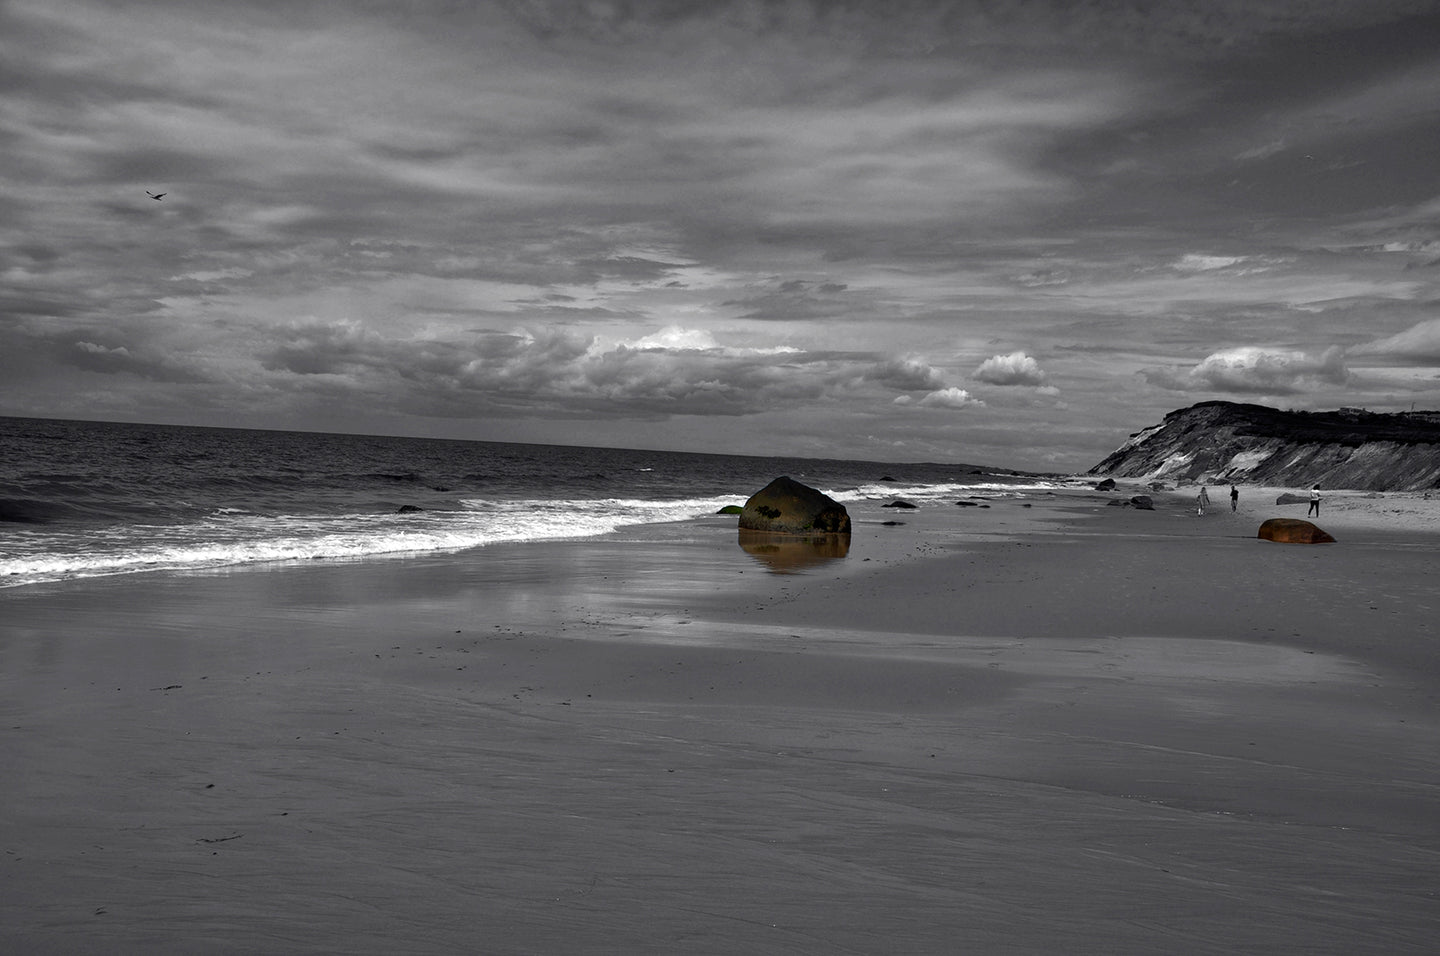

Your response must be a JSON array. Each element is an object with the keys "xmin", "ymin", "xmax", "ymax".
[
  {"xmin": 1230, "ymin": 484, "xmax": 1239, "ymax": 512},
  {"xmin": 1197, "ymin": 485, "xmax": 1210, "ymax": 516},
  {"xmin": 1308, "ymin": 484, "xmax": 1321, "ymax": 517}
]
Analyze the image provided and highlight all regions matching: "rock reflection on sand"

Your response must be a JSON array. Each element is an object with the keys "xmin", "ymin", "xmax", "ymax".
[{"xmin": 738, "ymin": 528, "xmax": 850, "ymax": 573}]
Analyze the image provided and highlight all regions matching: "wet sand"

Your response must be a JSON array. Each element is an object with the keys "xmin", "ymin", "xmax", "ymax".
[{"xmin": 2, "ymin": 486, "xmax": 1438, "ymax": 954}]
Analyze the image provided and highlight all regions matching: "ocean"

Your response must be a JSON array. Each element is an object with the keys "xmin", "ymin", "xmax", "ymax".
[{"xmin": 0, "ymin": 416, "xmax": 1063, "ymax": 589}]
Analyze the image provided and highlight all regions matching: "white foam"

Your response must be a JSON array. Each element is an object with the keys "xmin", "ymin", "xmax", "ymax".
[
  {"xmin": 832, "ymin": 479, "xmax": 1073, "ymax": 502},
  {"xmin": 0, "ymin": 482, "xmax": 1065, "ymax": 588},
  {"xmin": 0, "ymin": 495, "xmax": 739, "ymax": 588}
]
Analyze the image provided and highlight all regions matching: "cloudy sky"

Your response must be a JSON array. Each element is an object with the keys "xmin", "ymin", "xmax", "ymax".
[{"xmin": 3, "ymin": 0, "xmax": 1440, "ymax": 470}]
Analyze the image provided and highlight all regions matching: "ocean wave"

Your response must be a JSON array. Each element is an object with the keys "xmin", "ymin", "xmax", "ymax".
[
  {"xmin": 0, "ymin": 494, "xmax": 740, "ymax": 588},
  {"xmin": 0, "ymin": 496, "xmax": 130, "ymax": 524},
  {"xmin": 0, "ymin": 479, "xmax": 1074, "ymax": 588},
  {"xmin": 1, "ymin": 413, "xmax": 1072, "ymax": 589},
  {"xmin": 0, "ymin": 497, "xmax": 72, "ymax": 524},
  {"xmin": 830, "ymin": 479, "xmax": 1074, "ymax": 502}
]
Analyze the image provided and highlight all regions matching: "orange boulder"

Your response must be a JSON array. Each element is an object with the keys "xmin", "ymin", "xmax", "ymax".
[{"xmin": 1257, "ymin": 517, "xmax": 1335, "ymax": 544}]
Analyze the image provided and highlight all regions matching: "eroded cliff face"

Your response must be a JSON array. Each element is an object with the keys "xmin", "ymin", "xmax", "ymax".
[{"xmin": 1088, "ymin": 401, "xmax": 1440, "ymax": 491}]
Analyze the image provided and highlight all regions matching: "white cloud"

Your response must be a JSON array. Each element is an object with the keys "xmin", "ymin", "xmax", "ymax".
[
  {"xmin": 975, "ymin": 350, "xmax": 1047, "ymax": 386},
  {"xmin": 1172, "ymin": 254, "xmax": 1247, "ymax": 272},
  {"xmin": 1352, "ymin": 318, "xmax": 1440, "ymax": 363},
  {"xmin": 898, "ymin": 387, "xmax": 984, "ymax": 409},
  {"xmin": 1235, "ymin": 139, "xmax": 1287, "ymax": 161},
  {"xmin": 630, "ymin": 326, "xmax": 720, "ymax": 351},
  {"xmin": 610, "ymin": 326, "xmax": 802, "ymax": 357},
  {"xmin": 1143, "ymin": 346, "xmax": 1350, "ymax": 394},
  {"xmin": 1171, "ymin": 253, "xmax": 1282, "ymax": 274},
  {"xmin": 1379, "ymin": 241, "xmax": 1440, "ymax": 254},
  {"xmin": 76, "ymin": 341, "xmax": 130, "ymax": 356},
  {"xmin": 170, "ymin": 267, "xmax": 255, "ymax": 282}
]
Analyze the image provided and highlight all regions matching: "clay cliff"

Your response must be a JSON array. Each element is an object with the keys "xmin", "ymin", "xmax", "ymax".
[{"xmin": 1088, "ymin": 401, "xmax": 1440, "ymax": 492}]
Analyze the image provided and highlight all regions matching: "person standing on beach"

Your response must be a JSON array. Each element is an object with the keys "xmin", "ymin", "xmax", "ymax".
[
  {"xmin": 1197, "ymin": 485, "xmax": 1210, "ymax": 515},
  {"xmin": 1230, "ymin": 484, "xmax": 1239, "ymax": 512},
  {"xmin": 1308, "ymin": 485, "xmax": 1321, "ymax": 516}
]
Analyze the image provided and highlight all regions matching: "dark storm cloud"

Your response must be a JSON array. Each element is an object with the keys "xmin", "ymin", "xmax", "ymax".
[
  {"xmin": 94, "ymin": 147, "xmax": 223, "ymax": 187},
  {"xmin": 573, "ymin": 256, "xmax": 688, "ymax": 283},
  {"xmin": 0, "ymin": 291, "xmax": 90, "ymax": 319},
  {"xmin": 62, "ymin": 339, "xmax": 208, "ymax": 383},
  {"xmin": 0, "ymin": 321, "xmax": 215, "ymax": 385},
  {"xmin": 724, "ymin": 279, "xmax": 868, "ymax": 321},
  {"xmin": 260, "ymin": 324, "xmax": 395, "ymax": 376}
]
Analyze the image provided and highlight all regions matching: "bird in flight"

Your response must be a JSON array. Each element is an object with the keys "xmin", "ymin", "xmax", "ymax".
[{"xmin": 146, "ymin": 191, "xmax": 166, "ymax": 201}]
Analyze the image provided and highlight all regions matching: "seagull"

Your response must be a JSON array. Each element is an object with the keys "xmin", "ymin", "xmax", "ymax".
[{"xmin": 146, "ymin": 191, "xmax": 166, "ymax": 201}]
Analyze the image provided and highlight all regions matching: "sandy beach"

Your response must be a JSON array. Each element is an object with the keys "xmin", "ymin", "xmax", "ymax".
[{"xmin": 3, "ymin": 483, "xmax": 1438, "ymax": 954}]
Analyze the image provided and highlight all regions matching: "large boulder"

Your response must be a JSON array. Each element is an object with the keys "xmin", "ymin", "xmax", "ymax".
[
  {"xmin": 738, "ymin": 476, "xmax": 851, "ymax": 535},
  {"xmin": 1258, "ymin": 518, "xmax": 1335, "ymax": 544},
  {"xmin": 1094, "ymin": 478, "xmax": 1116, "ymax": 491},
  {"xmin": 1107, "ymin": 495, "xmax": 1153, "ymax": 509}
]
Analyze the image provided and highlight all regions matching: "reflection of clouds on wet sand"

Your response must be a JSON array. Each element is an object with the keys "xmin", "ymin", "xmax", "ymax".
[{"xmin": 738, "ymin": 529, "xmax": 850, "ymax": 574}]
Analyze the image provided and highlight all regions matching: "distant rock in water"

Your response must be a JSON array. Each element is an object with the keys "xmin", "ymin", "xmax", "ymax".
[
  {"xmin": 738, "ymin": 476, "xmax": 850, "ymax": 535},
  {"xmin": 1258, "ymin": 518, "xmax": 1335, "ymax": 544},
  {"xmin": 882, "ymin": 500, "xmax": 917, "ymax": 509},
  {"xmin": 716, "ymin": 505, "xmax": 744, "ymax": 515},
  {"xmin": 396, "ymin": 504, "xmax": 424, "ymax": 514},
  {"xmin": 1094, "ymin": 478, "xmax": 1116, "ymax": 491},
  {"xmin": 1089, "ymin": 401, "xmax": 1440, "ymax": 492}
]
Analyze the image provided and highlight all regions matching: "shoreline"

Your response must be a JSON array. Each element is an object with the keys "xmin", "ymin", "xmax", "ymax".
[{"xmin": 3, "ymin": 488, "xmax": 1438, "ymax": 953}]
